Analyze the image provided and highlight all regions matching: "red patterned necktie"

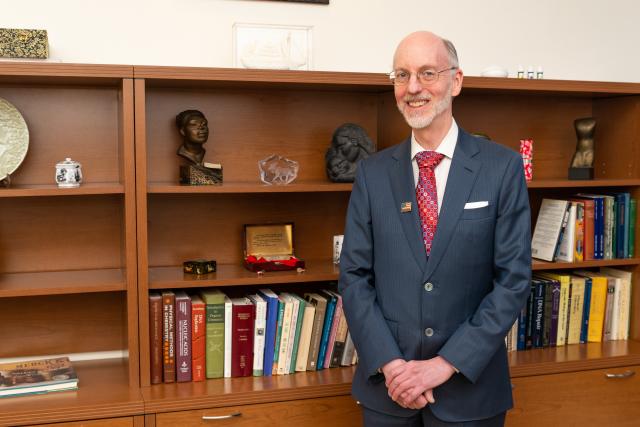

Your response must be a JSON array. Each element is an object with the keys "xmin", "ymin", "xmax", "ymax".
[{"xmin": 415, "ymin": 151, "xmax": 445, "ymax": 256}]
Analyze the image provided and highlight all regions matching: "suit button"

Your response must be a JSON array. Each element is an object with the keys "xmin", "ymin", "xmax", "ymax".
[
  {"xmin": 424, "ymin": 282, "xmax": 433, "ymax": 291},
  {"xmin": 424, "ymin": 328, "xmax": 434, "ymax": 337}
]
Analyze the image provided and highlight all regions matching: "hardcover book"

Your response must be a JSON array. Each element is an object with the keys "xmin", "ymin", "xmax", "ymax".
[
  {"xmin": 201, "ymin": 289, "xmax": 227, "ymax": 379},
  {"xmin": 231, "ymin": 297, "xmax": 255, "ymax": 377},
  {"xmin": 149, "ymin": 292, "xmax": 163, "ymax": 384},
  {"xmin": 161, "ymin": 291, "xmax": 176, "ymax": 383},
  {"xmin": 0, "ymin": 357, "xmax": 78, "ymax": 398},
  {"xmin": 190, "ymin": 294, "xmax": 206, "ymax": 382},
  {"xmin": 175, "ymin": 291, "xmax": 192, "ymax": 382}
]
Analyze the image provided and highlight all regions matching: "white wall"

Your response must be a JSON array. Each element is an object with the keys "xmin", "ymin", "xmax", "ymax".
[{"xmin": 2, "ymin": 0, "xmax": 639, "ymax": 82}]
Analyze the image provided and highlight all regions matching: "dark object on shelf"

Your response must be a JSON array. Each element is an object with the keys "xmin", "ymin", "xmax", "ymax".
[
  {"xmin": 176, "ymin": 109, "xmax": 223, "ymax": 185},
  {"xmin": 0, "ymin": 28, "xmax": 49, "ymax": 59},
  {"xmin": 243, "ymin": 223, "xmax": 305, "ymax": 272},
  {"xmin": 325, "ymin": 123, "xmax": 374, "ymax": 182},
  {"xmin": 183, "ymin": 259, "xmax": 217, "ymax": 275},
  {"xmin": 568, "ymin": 117, "xmax": 596, "ymax": 180}
]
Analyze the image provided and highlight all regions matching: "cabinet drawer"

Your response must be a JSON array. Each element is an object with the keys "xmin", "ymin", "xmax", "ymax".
[
  {"xmin": 33, "ymin": 417, "xmax": 134, "ymax": 427},
  {"xmin": 156, "ymin": 395, "xmax": 361, "ymax": 427},
  {"xmin": 508, "ymin": 365, "xmax": 640, "ymax": 426}
]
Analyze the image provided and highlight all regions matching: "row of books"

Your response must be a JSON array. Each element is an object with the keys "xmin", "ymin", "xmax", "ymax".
[
  {"xmin": 149, "ymin": 287, "xmax": 357, "ymax": 384},
  {"xmin": 531, "ymin": 193, "xmax": 637, "ymax": 262},
  {"xmin": 505, "ymin": 267, "xmax": 632, "ymax": 352}
]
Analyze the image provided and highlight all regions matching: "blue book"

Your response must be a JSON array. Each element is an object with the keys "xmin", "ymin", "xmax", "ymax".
[
  {"xmin": 579, "ymin": 277, "xmax": 592, "ymax": 344},
  {"xmin": 614, "ymin": 193, "xmax": 626, "ymax": 258},
  {"xmin": 517, "ymin": 304, "xmax": 527, "ymax": 351},
  {"xmin": 316, "ymin": 290, "xmax": 337, "ymax": 369},
  {"xmin": 258, "ymin": 288, "xmax": 279, "ymax": 376},
  {"xmin": 532, "ymin": 280, "xmax": 546, "ymax": 348}
]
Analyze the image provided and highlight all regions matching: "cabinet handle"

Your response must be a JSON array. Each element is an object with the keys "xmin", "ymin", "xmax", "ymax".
[
  {"xmin": 202, "ymin": 412, "xmax": 242, "ymax": 420},
  {"xmin": 605, "ymin": 370, "xmax": 635, "ymax": 379}
]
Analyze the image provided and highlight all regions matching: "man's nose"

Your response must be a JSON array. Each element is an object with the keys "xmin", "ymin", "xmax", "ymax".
[{"xmin": 407, "ymin": 74, "xmax": 423, "ymax": 94}]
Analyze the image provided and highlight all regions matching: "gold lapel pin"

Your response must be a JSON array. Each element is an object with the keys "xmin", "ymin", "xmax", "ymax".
[{"xmin": 401, "ymin": 202, "xmax": 412, "ymax": 213}]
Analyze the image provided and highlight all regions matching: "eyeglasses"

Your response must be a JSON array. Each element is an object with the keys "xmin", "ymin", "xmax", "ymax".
[{"xmin": 389, "ymin": 67, "xmax": 457, "ymax": 86}]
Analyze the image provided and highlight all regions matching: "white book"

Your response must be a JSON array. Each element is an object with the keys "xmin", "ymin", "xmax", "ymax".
[
  {"xmin": 601, "ymin": 267, "xmax": 632, "ymax": 340},
  {"xmin": 557, "ymin": 202, "xmax": 577, "ymax": 262},
  {"xmin": 248, "ymin": 294, "xmax": 267, "ymax": 377},
  {"xmin": 276, "ymin": 295, "xmax": 294, "ymax": 375},
  {"xmin": 295, "ymin": 303, "xmax": 316, "ymax": 372},
  {"xmin": 340, "ymin": 331, "xmax": 356, "ymax": 366},
  {"xmin": 283, "ymin": 293, "xmax": 300, "ymax": 375},
  {"xmin": 224, "ymin": 295, "xmax": 232, "ymax": 378},
  {"xmin": 531, "ymin": 199, "xmax": 570, "ymax": 261}
]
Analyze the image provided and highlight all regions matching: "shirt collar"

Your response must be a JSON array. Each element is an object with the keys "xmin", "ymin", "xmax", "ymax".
[{"xmin": 411, "ymin": 119, "xmax": 458, "ymax": 160}]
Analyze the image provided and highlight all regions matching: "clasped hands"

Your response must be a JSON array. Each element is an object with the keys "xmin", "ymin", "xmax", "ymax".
[{"xmin": 382, "ymin": 356, "xmax": 456, "ymax": 409}]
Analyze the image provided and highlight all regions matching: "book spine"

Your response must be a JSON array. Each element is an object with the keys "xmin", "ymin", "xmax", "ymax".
[
  {"xmin": 567, "ymin": 280, "xmax": 584, "ymax": 345},
  {"xmin": 252, "ymin": 299, "xmax": 266, "ymax": 377},
  {"xmin": 175, "ymin": 293, "xmax": 192, "ymax": 382},
  {"xmin": 597, "ymin": 197, "xmax": 605, "ymax": 259},
  {"xmin": 149, "ymin": 293, "xmax": 163, "ymax": 384},
  {"xmin": 556, "ymin": 278, "xmax": 570, "ymax": 346},
  {"xmin": 532, "ymin": 282, "xmax": 545, "ymax": 348},
  {"xmin": 330, "ymin": 313, "xmax": 349, "ymax": 367},
  {"xmin": 629, "ymin": 199, "xmax": 636, "ymax": 258},
  {"xmin": 205, "ymin": 299, "xmax": 225, "ymax": 379},
  {"xmin": 284, "ymin": 296, "xmax": 300, "ymax": 374},
  {"xmin": 615, "ymin": 194, "xmax": 626, "ymax": 258},
  {"xmin": 583, "ymin": 200, "xmax": 595, "ymax": 260},
  {"xmin": 604, "ymin": 197, "xmax": 614, "ymax": 259},
  {"xmin": 272, "ymin": 299, "xmax": 285, "ymax": 375},
  {"xmin": 516, "ymin": 303, "xmax": 527, "ymax": 350},
  {"xmin": 574, "ymin": 202, "xmax": 585, "ymax": 262},
  {"xmin": 289, "ymin": 297, "xmax": 306, "ymax": 374},
  {"xmin": 317, "ymin": 298, "xmax": 336, "ymax": 368},
  {"xmin": 224, "ymin": 298, "xmax": 232, "ymax": 378},
  {"xmin": 602, "ymin": 279, "xmax": 616, "ymax": 341},
  {"xmin": 525, "ymin": 283, "xmax": 535, "ymax": 349},
  {"xmin": 277, "ymin": 298, "xmax": 294, "ymax": 375},
  {"xmin": 587, "ymin": 278, "xmax": 607, "ymax": 342},
  {"xmin": 306, "ymin": 297, "xmax": 326, "ymax": 371},
  {"xmin": 623, "ymin": 194, "xmax": 630, "ymax": 258},
  {"xmin": 162, "ymin": 291, "xmax": 176, "ymax": 383},
  {"xmin": 580, "ymin": 278, "xmax": 592, "ymax": 344},
  {"xmin": 295, "ymin": 305, "xmax": 316, "ymax": 372},
  {"xmin": 260, "ymin": 293, "xmax": 277, "ymax": 376},
  {"xmin": 191, "ymin": 297, "xmax": 206, "ymax": 382},
  {"xmin": 323, "ymin": 297, "xmax": 342, "ymax": 369},
  {"xmin": 547, "ymin": 281, "xmax": 560, "ymax": 347},
  {"xmin": 231, "ymin": 304, "xmax": 255, "ymax": 377},
  {"xmin": 341, "ymin": 331, "xmax": 356, "ymax": 366}
]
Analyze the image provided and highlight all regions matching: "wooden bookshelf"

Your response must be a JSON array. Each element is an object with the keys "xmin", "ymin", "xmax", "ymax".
[{"xmin": 2, "ymin": 63, "xmax": 639, "ymax": 425}]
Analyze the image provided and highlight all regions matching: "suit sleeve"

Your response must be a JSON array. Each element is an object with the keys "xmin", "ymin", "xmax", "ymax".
[
  {"xmin": 338, "ymin": 162, "xmax": 404, "ymax": 377},
  {"xmin": 437, "ymin": 152, "xmax": 531, "ymax": 383}
]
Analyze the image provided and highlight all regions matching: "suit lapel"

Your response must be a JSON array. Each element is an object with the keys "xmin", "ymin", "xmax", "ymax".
[
  {"xmin": 389, "ymin": 138, "xmax": 427, "ymax": 273},
  {"xmin": 424, "ymin": 130, "xmax": 481, "ymax": 279}
]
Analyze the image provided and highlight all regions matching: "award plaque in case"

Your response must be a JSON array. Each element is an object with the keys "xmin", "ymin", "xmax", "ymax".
[{"xmin": 243, "ymin": 223, "xmax": 305, "ymax": 272}]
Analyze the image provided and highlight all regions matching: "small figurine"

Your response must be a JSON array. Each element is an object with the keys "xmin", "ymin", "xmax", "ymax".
[
  {"xmin": 325, "ymin": 123, "xmax": 374, "ymax": 183},
  {"xmin": 176, "ymin": 109, "xmax": 222, "ymax": 185},
  {"xmin": 568, "ymin": 117, "xmax": 596, "ymax": 180}
]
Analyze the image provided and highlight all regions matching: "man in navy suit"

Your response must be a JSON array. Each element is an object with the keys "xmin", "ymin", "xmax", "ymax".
[{"xmin": 338, "ymin": 31, "xmax": 531, "ymax": 426}]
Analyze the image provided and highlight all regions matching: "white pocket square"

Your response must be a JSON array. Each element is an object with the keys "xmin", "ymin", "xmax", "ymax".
[{"xmin": 464, "ymin": 201, "xmax": 489, "ymax": 209}]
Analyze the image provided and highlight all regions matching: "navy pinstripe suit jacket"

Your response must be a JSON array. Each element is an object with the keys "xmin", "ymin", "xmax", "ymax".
[{"xmin": 338, "ymin": 128, "xmax": 531, "ymax": 422}]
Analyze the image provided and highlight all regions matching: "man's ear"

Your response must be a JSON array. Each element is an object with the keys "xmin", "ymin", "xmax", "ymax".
[{"xmin": 451, "ymin": 69, "xmax": 464, "ymax": 97}]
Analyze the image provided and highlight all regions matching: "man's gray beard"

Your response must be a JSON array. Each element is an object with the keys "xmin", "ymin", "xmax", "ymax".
[{"xmin": 398, "ymin": 92, "xmax": 452, "ymax": 129}]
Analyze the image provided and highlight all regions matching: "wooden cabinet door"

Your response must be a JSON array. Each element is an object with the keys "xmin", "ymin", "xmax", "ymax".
[
  {"xmin": 508, "ymin": 365, "xmax": 640, "ymax": 426},
  {"xmin": 156, "ymin": 395, "xmax": 361, "ymax": 427}
]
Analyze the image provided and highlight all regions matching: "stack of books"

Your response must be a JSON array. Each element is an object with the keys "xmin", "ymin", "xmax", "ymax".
[{"xmin": 0, "ymin": 357, "xmax": 78, "ymax": 398}]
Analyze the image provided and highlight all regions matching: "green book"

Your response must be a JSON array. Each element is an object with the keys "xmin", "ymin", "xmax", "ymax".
[
  {"xmin": 629, "ymin": 199, "xmax": 637, "ymax": 258},
  {"xmin": 289, "ymin": 294, "xmax": 307, "ymax": 374},
  {"xmin": 201, "ymin": 289, "xmax": 227, "ymax": 379}
]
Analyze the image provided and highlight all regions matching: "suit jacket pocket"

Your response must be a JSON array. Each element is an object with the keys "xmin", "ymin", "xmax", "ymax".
[{"xmin": 460, "ymin": 205, "xmax": 491, "ymax": 220}]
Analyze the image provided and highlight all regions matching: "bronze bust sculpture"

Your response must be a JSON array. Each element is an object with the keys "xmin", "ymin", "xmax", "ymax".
[
  {"xmin": 568, "ymin": 117, "xmax": 596, "ymax": 180},
  {"xmin": 176, "ymin": 109, "xmax": 222, "ymax": 185},
  {"xmin": 325, "ymin": 123, "xmax": 375, "ymax": 182}
]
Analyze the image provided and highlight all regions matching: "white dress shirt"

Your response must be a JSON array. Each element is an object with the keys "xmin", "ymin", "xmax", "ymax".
[{"xmin": 411, "ymin": 120, "xmax": 459, "ymax": 215}]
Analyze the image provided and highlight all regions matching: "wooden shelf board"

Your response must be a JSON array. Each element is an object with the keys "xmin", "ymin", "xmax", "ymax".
[
  {"xmin": 0, "ymin": 269, "xmax": 126, "ymax": 298},
  {"xmin": 142, "ymin": 366, "xmax": 355, "ymax": 414},
  {"xmin": 149, "ymin": 260, "xmax": 339, "ymax": 289},
  {"xmin": 0, "ymin": 359, "xmax": 143, "ymax": 426},
  {"xmin": 148, "ymin": 181, "xmax": 352, "ymax": 194},
  {"xmin": 509, "ymin": 340, "xmax": 640, "ymax": 377},
  {"xmin": 462, "ymin": 76, "xmax": 640, "ymax": 97},
  {"xmin": 527, "ymin": 179, "xmax": 640, "ymax": 188},
  {"xmin": 0, "ymin": 183, "xmax": 125, "ymax": 198},
  {"xmin": 532, "ymin": 258, "xmax": 640, "ymax": 270},
  {"xmin": 0, "ymin": 62, "xmax": 133, "ymax": 85}
]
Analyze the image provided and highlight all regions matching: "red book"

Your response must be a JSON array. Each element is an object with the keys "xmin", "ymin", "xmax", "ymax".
[
  {"xmin": 162, "ymin": 291, "xmax": 176, "ymax": 383},
  {"xmin": 149, "ymin": 293, "xmax": 163, "ymax": 384},
  {"xmin": 175, "ymin": 291, "xmax": 192, "ymax": 382},
  {"xmin": 190, "ymin": 294, "xmax": 206, "ymax": 382},
  {"xmin": 572, "ymin": 198, "xmax": 595, "ymax": 260},
  {"xmin": 231, "ymin": 297, "xmax": 255, "ymax": 377}
]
